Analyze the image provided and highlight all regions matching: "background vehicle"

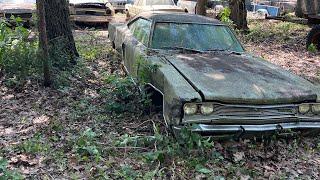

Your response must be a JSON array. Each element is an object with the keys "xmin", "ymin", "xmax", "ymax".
[
  {"xmin": 109, "ymin": 0, "xmax": 127, "ymax": 13},
  {"xmin": 109, "ymin": 12, "xmax": 320, "ymax": 137},
  {"xmin": 126, "ymin": 0, "xmax": 183, "ymax": 18},
  {"xmin": 177, "ymin": 0, "xmax": 197, "ymax": 13},
  {"xmin": 69, "ymin": 0, "xmax": 114, "ymax": 25},
  {"xmin": 0, "ymin": 0, "xmax": 36, "ymax": 27}
]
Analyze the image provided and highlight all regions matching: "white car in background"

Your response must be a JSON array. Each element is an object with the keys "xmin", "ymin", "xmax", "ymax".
[
  {"xmin": 177, "ymin": 0, "xmax": 197, "ymax": 13},
  {"xmin": 108, "ymin": 0, "xmax": 127, "ymax": 13},
  {"xmin": 126, "ymin": 0, "xmax": 183, "ymax": 18}
]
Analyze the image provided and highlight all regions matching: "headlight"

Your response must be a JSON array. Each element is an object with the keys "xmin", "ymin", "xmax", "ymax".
[
  {"xmin": 299, "ymin": 104, "xmax": 310, "ymax": 114},
  {"xmin": 184, "ymin": 104, "xmax": 198, "ymax": 115},
  {"xmin": 312, "ymin": 104, "xmax": 320, "ymax": 114},
  {"xmin": 200, "ymin": 104, "xmax": 214, "ymax": 115}
]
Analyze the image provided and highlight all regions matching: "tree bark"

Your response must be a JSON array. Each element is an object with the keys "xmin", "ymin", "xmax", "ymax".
[
  {"xmin": 196, "ymin": 0, "xmax": 207, "ymax": 16},
  {"xmin": 43, "ymin": 0, "xmax": 78, "ymax": 64},
  {"xmin": 229, "ymin": 0, "xmax": 248, "ymax": 30},
  {"xmin": 296, "ymin": 0, "xmax": 320, "ymax": 18},
  {"xmin": 36, "ymin": 0, "xmax": 51, "ymax": 86}
]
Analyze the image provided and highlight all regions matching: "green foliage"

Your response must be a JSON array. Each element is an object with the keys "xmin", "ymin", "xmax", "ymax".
[
  {"xmin": 307, "ymin": 43, "xmax": 317, "ymax": 53},
  {"xmin": 101, "ymin": 75, "xmax": 151, "ymax": 114},
  {"xmin": 74, "ymin": 128, "xmax": 101, "ymax": 161},
  {"xmin": 0, "ymin": 157, "xmax": 23, "ymax": 180},
  {"xmin": 0, "ymin": 19, "xmax": 39, "ymax": 88},
  {"xmin": 18, "ymin": 133, "xmax": 50, "ymax": 155},
  {"xmin": 218, "ymin": 7, "xmax": 233, "ymax": 25},
  {"xmin": 243, "ymin": 21, "xmax": 306, "ymax": 43}
]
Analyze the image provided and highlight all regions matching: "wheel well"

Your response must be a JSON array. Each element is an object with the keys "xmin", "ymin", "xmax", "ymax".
[
  {"xmin": 145, "ymin": 84, "xmax": 163, "ymax": 108},
  {"xmin": 184, "ymin": 8, "xmax": 188, "ymax": 13}
]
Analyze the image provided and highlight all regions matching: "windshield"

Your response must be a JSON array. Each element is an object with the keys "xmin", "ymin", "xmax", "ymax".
[
  {"xmin": 151, "ymin": 23, "xmax": 244, "ymax": 52},
  {"xmin": 146, "ymin": 0, "xmax": 174, "ymax": 6},
  {"xmin": 0, "ymin": 0, "xmax": 35, "ymax": 3}
]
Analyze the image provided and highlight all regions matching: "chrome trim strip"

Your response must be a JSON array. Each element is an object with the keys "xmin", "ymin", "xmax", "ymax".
[{"xmin": 173, "ymin": 122, "xmax": 320, "ymax": 133}]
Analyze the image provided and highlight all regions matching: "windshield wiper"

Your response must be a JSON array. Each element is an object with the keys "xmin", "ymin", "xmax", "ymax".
[
  {"xmin": 205, "ymin": 48, "xmax": 242, "ymax": 55},
  {"xmin": 159, "ymin": 46, "xmax": 204, "ymax": 53}
]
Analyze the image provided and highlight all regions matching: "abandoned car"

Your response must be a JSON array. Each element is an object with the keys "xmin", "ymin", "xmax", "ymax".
[
  {"xmin": 69, "ymin": 0, "xmax": 114, "ymax": 24},
  {"xmin": 0, "ymin": 0, "xmax": 36, "ymax": 26},
  {"xmin": 125, "ymin": 0, "xmax": 183, "ymax": 18},
  {"xmin": 109, "ymin": 12, "xmax": 320, "ymax": 136},
  {"xmin": 108, "ymin": 0, "xmax": 127, "ymax": 13}
]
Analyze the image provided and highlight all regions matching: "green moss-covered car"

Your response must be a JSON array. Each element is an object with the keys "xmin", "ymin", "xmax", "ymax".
[{"xmin": 109, "ymin": 12, "xmax": 320, "ymax": 137}]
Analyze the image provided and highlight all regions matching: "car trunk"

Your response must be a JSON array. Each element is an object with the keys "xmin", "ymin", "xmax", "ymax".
[{"xmin": 167, "ymin": 52, "xmax": 318, "ymax": 104}]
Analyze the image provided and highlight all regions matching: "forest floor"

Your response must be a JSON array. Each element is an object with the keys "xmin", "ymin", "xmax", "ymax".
[{"xmin": 1, "ymin": 19, "xmax": 320, "ymax": 179}]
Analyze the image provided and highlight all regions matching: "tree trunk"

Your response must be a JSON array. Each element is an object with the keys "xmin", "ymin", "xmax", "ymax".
[
  {"xmin": 229, "ymin": 0, "xmax": 248, "ymax": 30},
  {"xmin": 196, "ymin": 0, "xmax": 207, "ymax": 16},
  {"xmin": 296, "ymin": 0, "xmax": 320, "ymax": 18},
  {"xmin": 44, "ymin": 0, "xmax": 78, "ymax": 64},
  {"xmin": 36, "ymin": 0, "xmax": 51, "ymax": 86}
]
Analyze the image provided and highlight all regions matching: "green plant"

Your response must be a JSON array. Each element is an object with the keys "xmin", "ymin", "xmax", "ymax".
[
  {"xmin": 0, "ymin": 19, "xmax": 40, "ymax": 89},
  {"xmin": 101, "ymin": 75, "xmax": 151, "ymax": 114},
  {"xmin": 74, "ymin": 128, "xmax": 101, "ymax": 161},
  {"xmin": 307, "ymin": 43, "xmax": 317, "ymax": 53},
  {"xmin": 18, "ymin": 133, "xmax": 50, "ymax": 155},
  {"xmin": 218, "ymin": 8, "xmax": 233, "ymax": 25},
  {"xmin": 135, "ymin": 57, "xmax": 160, "ymax": 84},
  {"xmin": 0, "ymin": 157, "xmax": 23, "ymax": 180}
]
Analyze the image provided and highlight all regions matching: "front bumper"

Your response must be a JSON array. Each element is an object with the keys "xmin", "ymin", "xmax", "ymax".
[
  {"xmin": 70, "ymin": 15, "xmax": 113, "ymax": 23},
  {"xmin": 173, "ymin": 122, "xmax": 320, "ymax": 139}
]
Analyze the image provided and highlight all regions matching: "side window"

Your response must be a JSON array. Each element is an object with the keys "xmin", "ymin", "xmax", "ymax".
[{"xmin": 128, "ymin": 18, "xmax": 152, "ymax": 46}]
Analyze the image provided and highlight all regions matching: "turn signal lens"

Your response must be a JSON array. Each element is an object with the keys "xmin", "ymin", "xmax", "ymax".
[
  {"xmin": 312, "ymin": 104, "xmax": 320, "ymax": 114},
  {"xmin": 200, "ymin": 104, "xmax": 214, "ymax": 115},
  {"xmin": 299, "ymin": 104, "xmax": 310, "ymax": 114},
  {"xmin": 184, "ymin": 104, "xmax": 198, "ymax": 115}
]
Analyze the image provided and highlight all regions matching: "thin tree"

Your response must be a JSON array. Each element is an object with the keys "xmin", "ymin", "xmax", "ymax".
[
  {"xmin": 43, "ymin": 0, "xmax": 78, "ymax": 64},
  {"xmin": 196, "ymin": 0, "xmax": 207, "ymax": 16},
  {"xmin": 36, "ymin": 0, "xmax": 51, "ymax": 86}
]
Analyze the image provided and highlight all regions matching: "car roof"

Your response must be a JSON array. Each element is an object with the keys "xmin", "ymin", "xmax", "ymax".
[{"xmin": 136, "ymin": 11, "xmax": 224, "ymax": 25}]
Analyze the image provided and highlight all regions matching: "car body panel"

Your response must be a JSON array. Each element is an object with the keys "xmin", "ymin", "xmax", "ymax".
[
  {"xmin": 167, "ymin": 52, "xmax": 317, "ymax": 104},
  {"xmin": 108, "ymin": 12, "xmax": 320, "ymax": 136}
]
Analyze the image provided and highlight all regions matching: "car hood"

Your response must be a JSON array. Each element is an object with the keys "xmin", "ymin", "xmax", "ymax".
[
  {"xmin": 0, "ymin": 3, "xmax": 35, "ymax": 13},
  {"xmin": 165, "ymin": 52, "xmax": 318, "ymax": 104}
]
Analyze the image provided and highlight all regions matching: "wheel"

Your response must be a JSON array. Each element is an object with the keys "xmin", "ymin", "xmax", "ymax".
[{"xmin": 307, "ymin": 25, "xmax": 320, "ymax": 51}]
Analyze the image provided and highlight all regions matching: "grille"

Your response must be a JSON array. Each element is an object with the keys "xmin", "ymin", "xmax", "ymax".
[{"xmin": 211, "ymin": 104, "xmax": 297, "ymax": 117}]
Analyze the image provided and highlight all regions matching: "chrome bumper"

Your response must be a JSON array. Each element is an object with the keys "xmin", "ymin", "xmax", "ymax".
[{"xmin": 173, "ymin": 122, "xmax": 320, "ymax": 134}]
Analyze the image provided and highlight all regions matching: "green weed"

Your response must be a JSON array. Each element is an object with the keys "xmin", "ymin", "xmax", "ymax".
[{"xmin": 0, "ymin": 157, "xmax": 23, "ymax": 180}]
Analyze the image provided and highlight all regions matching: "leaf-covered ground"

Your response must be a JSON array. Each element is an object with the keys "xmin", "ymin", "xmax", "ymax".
[{"xmin": 1, "ymin": 19, "xmax": 320, "ymax": 179}]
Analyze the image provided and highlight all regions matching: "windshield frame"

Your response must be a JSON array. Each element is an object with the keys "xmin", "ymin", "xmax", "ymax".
[{"xmin": 149, "ymin": 21, "xmax": 245, "ymax": 53}]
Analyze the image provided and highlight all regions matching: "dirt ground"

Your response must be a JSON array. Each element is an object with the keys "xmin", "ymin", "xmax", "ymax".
[{"xmin": 1, "ymin": 18, "xmax": 320, "ymax": 179}]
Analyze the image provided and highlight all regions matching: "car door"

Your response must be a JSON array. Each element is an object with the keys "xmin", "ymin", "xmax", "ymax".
[{"xmin": 123, "ymin": 17, "xmax": 152, "ymax": 76}]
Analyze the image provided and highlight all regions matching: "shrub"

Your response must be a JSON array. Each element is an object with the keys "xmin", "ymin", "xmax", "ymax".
[{"xmin": 0, "ymin": 19, "xmax": 40, "ymax": 88}]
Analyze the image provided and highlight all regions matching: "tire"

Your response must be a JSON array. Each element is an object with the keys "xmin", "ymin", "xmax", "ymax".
[{"xmin": 306, "ymin": 25, "xmax": 320, "ymax": 51}]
